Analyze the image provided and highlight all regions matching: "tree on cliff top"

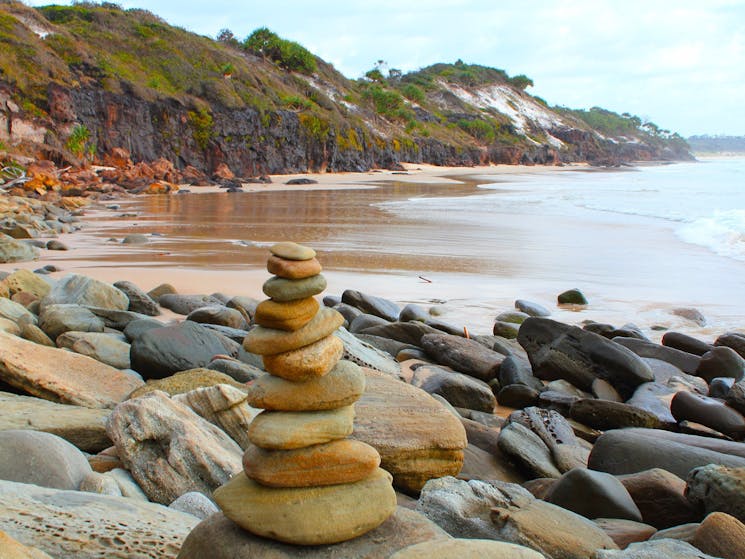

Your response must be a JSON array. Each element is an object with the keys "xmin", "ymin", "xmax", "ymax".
[{"xmin": 244, "ymin": 27, "xmax": 317, "ymax": 75}]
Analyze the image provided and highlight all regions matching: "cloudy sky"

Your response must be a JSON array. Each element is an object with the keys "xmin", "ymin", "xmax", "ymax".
[{"xmin": 25, "ymin": 0, "xmax": 745, "ymax": 136}]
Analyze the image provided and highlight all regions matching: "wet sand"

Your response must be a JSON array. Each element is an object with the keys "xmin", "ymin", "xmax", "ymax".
[{"xmin": 3, "ymin": 163, "xmax": 744, "ymax": 339}]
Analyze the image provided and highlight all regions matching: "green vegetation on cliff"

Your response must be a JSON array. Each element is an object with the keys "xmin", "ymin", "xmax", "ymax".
[{"xmin": 0, "ymin": 1, "xmax": 691, "ymax": 170}]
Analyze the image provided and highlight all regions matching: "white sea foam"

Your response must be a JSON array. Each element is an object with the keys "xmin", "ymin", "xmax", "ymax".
[{"xmin": 677, "ymin": 209, "xmax": 745, "ymax": 261}]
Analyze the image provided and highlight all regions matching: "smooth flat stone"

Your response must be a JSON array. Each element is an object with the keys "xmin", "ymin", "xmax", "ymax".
[
  {"xmin": 244, "ymin": 307, "xmax": 344, "ymax": 355},
  {"xmin": 213, "ymin": 468, "xmax": 396, "ymax": 545},
  {"xmin": 263, "ymin": 274, "xmax": 326, "ymax": 302},
  {"xmin": 390, "ymin": 539, "xmax": 545, "ymax": 559},
  {"xmin": 245, "ymin": 360, "xmax": 365, "ymax": 411},
  {"xmin": 254, "ymin": 297, "xmax": 319, "ymax": 331},
  {"xmin": 671, "ymin": 391, "xmax": 745, "ymax": 439},
  {"xmin": 248, "ymin": 405, "xmax": 355, "ymax": 449},
  {"xmin": 243, "ymin": 439, "xmax": 380, "ymax": 487},
  {"xmin": 267, "ymin": 255, "xmax": 322, "ymax": 279},
  {"xmin": 270, "ymin": 241, "xmax": 316, "ymax": 261},
  {"xmin": 262, "ymin": 334, "xmax": 344, "ymax": 381}
]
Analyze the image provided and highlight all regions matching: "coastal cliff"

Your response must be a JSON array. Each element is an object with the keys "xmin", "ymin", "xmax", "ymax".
[{"xmin": 0, "ymin": 2, "xmax": 692, "ymax": 176}]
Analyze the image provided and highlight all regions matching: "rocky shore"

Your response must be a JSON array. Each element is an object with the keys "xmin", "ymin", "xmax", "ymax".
[{"xmin": 0, "ymin": 238, "xmax": 743, "ymax": 558}]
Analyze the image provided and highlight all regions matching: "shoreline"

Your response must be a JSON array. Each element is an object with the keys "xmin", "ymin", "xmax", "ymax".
[{"xmin": 1, "ymin": 159, "xmax": 742, "ymax": 341}]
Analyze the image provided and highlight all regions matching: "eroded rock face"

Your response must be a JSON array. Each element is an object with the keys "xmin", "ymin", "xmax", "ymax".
[
  {"xmin": 594, "ymin": 538, "xmax": 720, "ymax": 558},
  {"xmin": 0, "ymin": 479, "xmax": 199, "ymax": 559},
  {"xmin": 106, "ymin": 390, "xmax": 242, "ymax": 504},
  {"xmin": 416, "ymin": 476, "xmax": 617, "ymax": 558},
  {"xmin": 0, "ymin": 331, "xmax": 142, "ymax": 409},
  {"xmin": 351, "ymin": 369, "xmax": 467, "ymax": 494}
]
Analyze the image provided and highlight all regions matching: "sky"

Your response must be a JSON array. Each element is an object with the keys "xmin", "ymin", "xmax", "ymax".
[{"xmin": 24, "ymin": 0, "xmax": 745, "ymax": 136}]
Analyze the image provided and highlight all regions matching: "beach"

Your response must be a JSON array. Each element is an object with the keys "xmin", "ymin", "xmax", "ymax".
[{"xmin": 5, "ymin": 159, "xmax": 744, "ymax": 339}]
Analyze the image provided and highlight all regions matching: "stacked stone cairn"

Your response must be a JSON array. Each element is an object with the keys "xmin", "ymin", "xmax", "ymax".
[{"xmin": 213, "ymin": 241, "xmax": 397, "ymax": 545}]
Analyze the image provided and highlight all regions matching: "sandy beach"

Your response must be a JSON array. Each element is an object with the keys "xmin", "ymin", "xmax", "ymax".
[{"xmin": 2, "ymin": 161, "xmax": 743, "ymax": 340}]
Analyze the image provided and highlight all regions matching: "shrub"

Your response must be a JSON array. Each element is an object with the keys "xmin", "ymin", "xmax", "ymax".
[
  {"xmin": 187, "ymin": 108, "xmax": 213, "ymax": 150},
  {"xmin": 66, "ymin": 124, "xmax": 96, "ymax": 158},
  {"xmin": 457, "ymin": 119, "xmax": 496, "ymax": 143},
  {"xmin": 509, "ymin": 74, "xmax": 533, "ymax": 90},
  {"xmin": 244, "ymin": 27, "xmax": 316, "ymax": 74},
  {"xmin": 401, "ymin": 83, "xmax": 425, "ymax": 104}
]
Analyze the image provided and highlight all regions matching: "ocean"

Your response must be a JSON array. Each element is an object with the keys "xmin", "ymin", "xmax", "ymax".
[{"xmin": 43, "ymin": 157, "xmax": 745, "ymax": 336}]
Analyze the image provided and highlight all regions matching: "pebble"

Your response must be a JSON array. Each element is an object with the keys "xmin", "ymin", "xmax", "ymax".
[
  {"xmin": 267, "ymin": 255, "xmax": 322, "ymax": 279},
  {"xmin": 247, "ymin": 405, "xmax": 356, "ymax": 450},
  {"xmin": 213, "ymin": 468, "xmax": 396, "ymax": 545},
  {"xmin": 270, "ymin": 241, "xmax": 316, "ymax": 261},
  {"xmin": 244, "ymin": 307, "xmax": 344, "ymax": 355},
  {"xmin": 254, "ymin": 296, "xmax": 319, "ymax": 331},
  {"xmin": 243, "ymin": 439, "xmax": 380, "ymax": 487},
  {"xmin": 262, "ymin": 334, "xmax": 344, "ymax": 381},
  {"xmin": 245, "ymin": 359, "xmax": 365, "ymax": 411}
]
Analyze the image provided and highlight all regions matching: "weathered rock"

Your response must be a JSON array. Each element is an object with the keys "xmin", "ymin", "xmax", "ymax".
[
  {"xmin": 671, "ymin": 391, "xmax": 745, "ymax": 439},
  {"xmin": 417, "ymin": 476, "xmax": 617, "ymax": 558},
  {"xmin": 42, "ymin": 274, "xmax": 128, "ymax": 311},
  {"xmin": 499, "ymin": 354, "xmax": 544, "ymax": 391},
  {"xmin": 214, "ymin": 468, "xmax": 397, "ymax": 545},
  {"xmin": 518, "ymin": 318, "xmax": 654, "ymax": 398},
  {"xmin": 121, "ymin": 233, "xmax": 149, "ymax": 244},
  {"xmin": 390, "ymin": 539, "xmax": 546, "ymax": 559},
  {"xmin": 619, "ymin": 468, "xmax": 699, "ymax": 529},
  {"xmin": 128, "ymin": 368, "xmax": 246, "ymax": 399},
  {"xmin": 113, "ymin": 280, "xmax": 160, "ymax": 316},
  {"xmin": 515, "ymin": 299, "xmax": 551, "ymax": 317},
  {"xmin": 691, "ymin": 512, "xmax": 745, "ymax": 559},
  {"xmin": 342, "ymin": 289, "xmax": 400, "ymax": 321},
  {"xmin": 716, "ymin": 332, "xmax": 745, "ymax": 358},
  {"xmin": 254, "ymin": 296, "xmax": 319, "ymax": 331},
  {"xmin": 0, "ymin": 297, "xmax": 37, "ymax": 326},
  {"xmin": 360, "ymin": 320, "xmax": 443, "ymax": 346},
  {"xmin": 0, "ymin": 430, "xmax": 92, "ymax": 490},
  {"xmin": 0, "ymin": 479, "xmax": 199, "ymax": 559},
  {"xmin": 459, "ymin": 443, "xmax": 527, "ymax": 485},
  {"xmin": 0, "ymin": 233, "xmax": 39, "ymax": 263},
  {"xmin": 594, "ymin": 519, "xmax": 656, "ymax": 550},
  {"xmin": 585, "ymin": 323, "xmax": 647, "ymax": 341},
  {"xmin": 408, "ymin": 363, "xmax": 496, "ymax": 413},
  {"xmin": 546, "ymin": 468, "xmax": 642, "ymax": 521},
  {"xmin": 56, "ymin": 331, "xmax": 131, "ymax": 369},
  {"xmin": 686, "ymin": 464, "xmax": 745, "ymax": 523},
  {"xmin": 130, "ymin": 321, "xmax": 248, "ymax": 379},
  {"xmin": 244, "ymin": 307, "xmax": 344, "ymax": 355},
  {"xmin": 262, "ymin": 334, "xmax": 344, "ymax": 381},
  {"xmin": 0, "ymin": 529, "xmax": 54, "ymax": 559},
  {"xmin": 710, "ymin": 377, "xmax": 735, "ymax": 398},
  {"xmin": 173, "ymin": 384, "xmax": 260, "ymax": 449},
  {"xmin": 1, "ymin": 268, "xmax": 50, "ymax": 299},
  {"xmin": 245, "ymin": 359, "xmax": 363, "ymax": 412},
  {"xmin": 177, "ymin": 506, "xmax": 448, "ymax": 559},
  {"xmin": 697, "ymin": 346, "xmax": 745, "ymax": 383},
  {"xmin": 0, "ymin": 392, "xmax": 110, "ymax": 452},
  {"xmin": 351, "ymin": 369, "xmax": 467, "ymax": 494},
  {"xmin": 186, "ymin": 305, "xmax": 247, "ymax": 330},
  {"xmin": 104, "ymin": 467, "xmax": 149, "ymax": 500},
  {"xmin": 0, "ymin": 331, "xmax": 142, "ymax": 408},
  {"xmin": 243, "ymin": 439, "xmax": 380, "ymax": 487},
  {"xmin": 147, "ymin": 282, "xmax": 177, "ymax": 301},
  {"xmin": 248, "ymin": 405, "xmax": 355, "ymax": 450},
  {"xmin": 557, "ymin": 288, "xmax": 587, "ymax": 305},
  {"xmin": 614, "ymin": 337, "xmax": 700, "ymax": 374},
  {"xmin": 351, "ymin": 313, "xmax": 390, "ymax": 333},
  {"xmin": 727, "ymin": 380, "xmax": 745, "ymax": 415},
  {"xmin": 169, "ymin": 491, "xmax": 219, "ymax": 519},
  {"xmin": 78, "ymin": 471, "xmax": 122, "ymax": 496},
  {"xmin": 498, "ymin": 384, "xmax": 540, "ymax": 408},
  {"xmin": 421, "ymin": 333, "xmax": 504, "ymax": 382},
  {"xmin": 661, "ymin": 332, "xmax": 713, "ymax": 356},
  {"xmin": 498, "ymin": 422, "xmax": 562, "ymax": 479},
  {"xmin": 399, "ymin": 303, "xmax": 430, "ymax": 323},
  {"xmin": 207, "ymin": 357, "xmax": 264, "ymax": 383},
  {"xmin": 106, "ymin": 390, "xmax": 243, "ymax": 504},
  {"xmin": 589, "ymin": 428, "xmax": 745, "ymax": 478},
  {"xmin": 594, "ymin": 538, "xmax": 719, "ymax": 558},
  {"xmin": 336, "ymin": 326, "xmax": 403, "ymax": 377},
  {"xmin": 158, "ymin": 293, "xmax": 223, "ymax": 315},
  {"xmin": 570, "ymin": 399, "xmax": 664, "ymax": 430},
  {"xmin": 270, "ymin": 241, "xmax": 316, "ymax": 260},
  {"xmin": 672, "ymin": 307, "xmax": 706, "ymax": 326},
  {"xmin": 38, "ymin": 303, "xmax": 103, "ymax": 339}
]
